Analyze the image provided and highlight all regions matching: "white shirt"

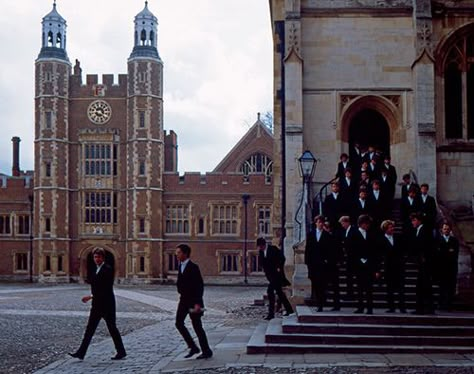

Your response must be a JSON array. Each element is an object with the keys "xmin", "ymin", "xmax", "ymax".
[
  {"xmin": 180, "ymin": 258, "xmax": 190, "ymax": 273},
  {"xmin": 373, "ymin": 190, "xmax": 380, "ymax": 200},
  {"xmin": 385, "ymin": 234, "xmax": 394, "ymax": 246},
  {"xmin": 345, "ymin": 177, "xmax": 351, "ymax": 186},
  {"xmin": 345, "ymin": 226, "xmax": 351, "ymax": 238},
  {"xmin": 444, "ymin": 235, "xmax": 450, "ymax": 243},
  {"xmin": 359, "ymin": 198, "xmax": 365, "ymax": 209},
  {"xmin": 96, "ymin": 263, "xmax": 104, "ymax": 275},
  {"xmin": 408, "ymin": 196, "xmax": 414, "ymax": 206},
  {"xmin": 421, "ymin": 194, "xmax": 428, "ymax": 203},
  {"xmin": 382, "ymin": 175, "xmax": 387, "ymax": 182},
  {"xmin": 342, "ymin": 161, "xmax": 348, "ymax": 169},
  {"xmin": 359, "ymin": 227, "xmax": 367, "ymax": 240},
  {"xmin": 332, "ymin": 192, "xmax": 339, "ymax": 200},
  {"xmin": 316, "ymin": 229, "xmax": 322, "ymax": 242},
  {"xmin": 416, "ymin": 224, "xmax": 423, "ymax": 237}
]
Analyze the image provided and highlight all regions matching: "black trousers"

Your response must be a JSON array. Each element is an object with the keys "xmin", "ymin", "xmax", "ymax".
[
  {"xmin": 175, "ymin": 300, "xmax": 211, "ymax": 354},
  {"xmin": 385, "ymin": 270, "xmax": 406, "ymax": 310},
  {"xmin": 77, "ymin": 307, "xmax": 126, "ymax": 357},
  {"xmin": 326, "ymin": 265, "xmax": 340, "ymax": 308},
  {"xmin": 355, "ymin": 267, "xmax": 374, "ymax": 311},
  {"xmin": 415, "ymin": 263, "xmax": 434, "ymax": 313},
  {"xmin": 267, "ymin": 280, "xmax": 293, "ymax": 316}
]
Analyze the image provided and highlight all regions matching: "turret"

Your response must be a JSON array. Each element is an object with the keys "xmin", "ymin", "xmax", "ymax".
[
  {"xmin": 37, "ymin": 1, "xmax": 69, "ymax": 61},
  {"xmin": 129, "ymin": 1, "xmax": 160, "ymax": 60}
]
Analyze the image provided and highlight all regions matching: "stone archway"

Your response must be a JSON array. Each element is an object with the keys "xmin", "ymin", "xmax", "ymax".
[
  {"xmin": 340, "ymin": 95, "xmax": 403, "ymax": 158},
  {"xmin": 79, "ymin": 246, "xmax": 117, "ymax": 283},
  {"xmin": 349, "ymin": 108, "xmax": 390, "ymax": 157}
]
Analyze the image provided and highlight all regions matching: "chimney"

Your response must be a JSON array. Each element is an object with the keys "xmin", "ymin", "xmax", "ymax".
[{"xmin": 11, "ymin": 137, "xmax": 21, "ymax": 177}]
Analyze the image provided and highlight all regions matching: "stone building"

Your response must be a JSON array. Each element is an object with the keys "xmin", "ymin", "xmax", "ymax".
[
  {"xmin": 268, "ymin": 0, "xmax": 474, "ymax": 299},
  {"xmin": 0, "ymin": 2, "xmax": 274, "ymax": 283}
]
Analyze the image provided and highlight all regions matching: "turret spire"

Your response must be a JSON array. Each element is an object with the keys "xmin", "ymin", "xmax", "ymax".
[
  {"xmin": 129, "ymin": 1, "xmax": 160, "ymax": 60},
  {"xmin": 37, "ymin": 2, "xmax": 69, "ymax": 61}
]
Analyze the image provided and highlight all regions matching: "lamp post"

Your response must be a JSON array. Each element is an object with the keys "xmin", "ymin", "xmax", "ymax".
[
  {"xmin": 242, "ymin": 194, "xmax": 250, "ymax": 285},
  {"xmin": 298, "ymin": 150, "xmax": 317, "ymax": 234},
  {"xmin": 28, "ymin": 194, "xmax": 34, "ymax": 283}
]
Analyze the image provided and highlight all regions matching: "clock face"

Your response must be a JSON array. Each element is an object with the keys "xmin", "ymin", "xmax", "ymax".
[{"xmin": 87, "ymin": 100, "xmax": 112, "ymax": 125}]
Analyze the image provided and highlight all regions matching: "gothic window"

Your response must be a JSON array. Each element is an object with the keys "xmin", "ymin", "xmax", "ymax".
[
  {"xmin": 139, "ymin": 111, "xmax": 146, "ymax": 127},
  {"xmin": 15, "ymin": 253, "xmax": 28, "ymax": 271},
  {"xmin": 45, "ymin": 218, "xmax": 51, "ymax": 233},
  {"xmin": 211, "ymin": 204, "xmax": 238, "ymax": 235},
  {"xmin": 83, "ymin": 143, "xmax": 115, "ymax": 176},
  {"xmin": 249, "ymin": 251, "xmax": 263, "ymax": 273},
  {"xmin": 0, "ymin": 215, "xmax": 11, "ymax": 235},
  {"xmin": 56, "ymin": 32, "xmax": 62, "ymax": 48},
  {"xmin": 218, "ymin": 251, "xmax": 240, "ymax": 273},
  {"xmin": 198, "ymin": 217, "xmax": 205, "ymax": 235},
  {"xmin": 45, "ymin": 111, "xmax": 52, "ymax": 129},
  {"xmin": 83, "ymin": 192, "xmax": 117, "ymax": 225},
  {"xmin": 141, "ymin": 29, "xmax": 147, "ymax": 46},
  {"xmin": 165, "ymin": 205, "xmax": 190, "ymax": 234},
  {"xmin": 239, "ymin": 153, "xmax": 273, "ymax": 183},
  {"xmin": 257, "ymin": 206, "xmax": 272, "ymax": 236},
  {"xmin": 139, "ymin": 218, "xmax": 145, "ymax": 233},
  {"xmin": 45, "ymin": 255, "xmax": 51, "ymax": 272},
  {"xmin": 167, "ymin": 251, "xmax": 179, "ymax": 272},
  {"xmin": 444, "ymin": 34, "xmax": 474, "ymax": 140},
  {"xmin": 139, "ymin": 256, "xmax": 145, "ymax": 272},
  {"xmin": 139, "ymin": 161, "xmax": 146, "ymax": 176},
  {"xmin": 45, "ymin": 162, "xmax": 51, "ymax": 177},
  {"xmin": 17, "ymin": 215, "xmax": 30, "ymax": 235}
]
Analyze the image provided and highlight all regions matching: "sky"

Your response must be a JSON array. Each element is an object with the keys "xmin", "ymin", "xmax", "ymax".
[{"xmin": 0, "ymin": 0, "xmax": 273, "ymax": 175}]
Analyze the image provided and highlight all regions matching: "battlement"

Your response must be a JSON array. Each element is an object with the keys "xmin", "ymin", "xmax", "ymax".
[
  {"xmin": 0, "ymin": 174, "xmax": 34, "ymax": 197},
  {"xmin": 70, "ymin": 72, "xmax": 128, "ymax": 98},
  {"xmin": 163, "ymin": 172, "xmax": 272, "ymax": 193}
]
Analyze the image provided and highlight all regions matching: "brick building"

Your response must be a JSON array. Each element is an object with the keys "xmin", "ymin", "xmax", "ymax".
[{"xmin": 0, "ymin": 2, "xmax": 274, "ymax": 284}]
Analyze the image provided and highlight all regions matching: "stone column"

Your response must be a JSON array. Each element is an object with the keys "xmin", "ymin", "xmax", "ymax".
[{"xmin": 412, "ymin": 0, "xmax": 437, "ymax": 193}]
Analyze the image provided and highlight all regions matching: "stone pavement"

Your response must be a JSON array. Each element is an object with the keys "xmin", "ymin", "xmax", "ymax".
[{"xmin": 31, "ymin": 287, "xmax": 474, "ymax": 374}]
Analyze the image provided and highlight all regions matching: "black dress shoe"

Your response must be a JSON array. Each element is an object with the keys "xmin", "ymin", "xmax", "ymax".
[
  {"xmin": 264, "ymin": 315, "xmax": 274, "ymax": 320},
  {"xmin": 354, "ymin": 308, "xmax": 364, "ymax": 314},
  {"xmin": 366, "ymin": 309, "xmax": 373, "ymax": 315},
  {"xmin": 184, "ymin": 347, "xmax": 200, "ymax": 358},
  {"xmin": 196, "ymin": 351, "xmax": 213, "ymax": 359},
  {"xmin": 282, "ymin": 310, "xmax": 294, "ymax": 317},
  {"xmin": 316, "ymin": 307, "xmax": 323, "ymax": 312},
  {"xmin": 399, "ymin": 308, "xmax": 407, "ymax": 313},
  {"xmin": 68, "ymin": 352, "xmax": 84, "ymax": 360},
  {"xmin": 111, "ymin": 352, "xmax": 127, "ymax": 360}
]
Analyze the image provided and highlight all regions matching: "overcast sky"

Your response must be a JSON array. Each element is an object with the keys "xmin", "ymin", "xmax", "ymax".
[{"xmin": 0, "ymin": 1, "xmax": 273, "ymax": 175}]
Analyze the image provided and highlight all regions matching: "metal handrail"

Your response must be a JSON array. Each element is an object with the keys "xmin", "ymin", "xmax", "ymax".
[{"xmin": 316, "ymin": 177, "xmax": 338, "ymax": 216}]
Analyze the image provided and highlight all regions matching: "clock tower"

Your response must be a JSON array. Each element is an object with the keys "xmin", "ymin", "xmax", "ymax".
[{"xmin": 35, "ymin": 2, "xmax": 72, "ymax": 282}]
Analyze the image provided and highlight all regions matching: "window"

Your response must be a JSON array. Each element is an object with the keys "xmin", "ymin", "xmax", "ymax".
[
  {"xmin": 139, "ymin": 111, "xmax": 145, "ymax": 128},
  {"xmin": 165, "ymin": 205, "xmax": 190, "ymax": 234},
  {"xmin": 139, "ymin": 256, "xmax": 145, "ymax": 272},
  {"xmin": 220, "ymin": 252, "xmax": 240, "ymax": 273},
  {"xmin": 239, "ymin": 153, "xmax": 273, "ymax": 183},
  {"xmin": 257, "ymin": 206, "xmax": 272, "ymax": 236},
  {"xmin": 212, "ymin": 205, "xmax": 238, "ymax": 235},
  {"xmin": 58, "ymin": 255, "xmax": 63, "ymax": 272},
  {"xmin": 84, "ymin": 192, "xmax": 117, "ymax": 224},
  {"xmin": 45, "ymin": 255, "xmax": 51, "ymax": 272},
  {"xmin": 17, "ymin": 215, "xmax": 30, "ymax": 235},
  {"xmin": 16, "ymin": 253, "xmax": 28, "ymax": 271},
  {"xmin": 0, "ymin": 215, "xmax": 11, "ymax": 235},
  {"xmin": 44, "ymin": 71, "xmax": 52, "ymax": 82},
  {"xmin": 443, "ymin": 32, "xmax": 474, "ymax": 140},
  {"xmin": 83, "ymin": 143, "xmax": 116, "ymax": 176},
  {"xmin": 45, "ymin": 162, "xmax": 51, "ymax": 177},
  {"xmin": 139, "ymin": 161, "xmax": 146, "ymax": 176},
  {"xmin": 45, "ymin": 218, "xmax": 51, "ymax": 233},
  {"xmin": 139, "ymin": 218, "xmax": 145, "ymax": 233},
  {"xmin": 45, "ymin": 111, "xmax": 52, "ymax": 129},
  {"xmin": 198, "ymin": 218, "xmax": 205, "ymax": 235},
  {"xmin": 250, "ymin": 252, "xmax": 263, "ymax": 273},
  {"xmin": 167, "ymin": 252, "xmax": 179, "ymax": 272}
]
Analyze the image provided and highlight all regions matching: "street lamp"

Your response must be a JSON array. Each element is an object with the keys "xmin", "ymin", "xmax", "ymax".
[
  {"xmin": 242, "ymin": 194, "xmax": 250, "ymax": 285},
  {"xmin": 298, "ymin": 150, "xmax": 317, "ymax": 233}
]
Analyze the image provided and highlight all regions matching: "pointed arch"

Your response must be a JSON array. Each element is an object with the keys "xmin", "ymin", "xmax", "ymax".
[{"xmin": 140, "ymin": 29, "xmax": 147, "ymax": 46}]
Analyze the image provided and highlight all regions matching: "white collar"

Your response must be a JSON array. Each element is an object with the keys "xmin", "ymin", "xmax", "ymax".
[{"xmin": 96, "ymin": 263, "xmax": 105, "ymax": 274}]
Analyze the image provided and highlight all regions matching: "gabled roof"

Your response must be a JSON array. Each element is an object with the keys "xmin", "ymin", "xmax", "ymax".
[{"xmin": 213, "ymin": 114, "xmax": 274, "ymax": 173}]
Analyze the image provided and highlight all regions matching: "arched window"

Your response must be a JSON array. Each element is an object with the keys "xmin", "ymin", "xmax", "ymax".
[
  {"xmin": 140, "ymin": 30, "xmax": 147, "ymax": 46},
  {"xmin": 150, "ymin": 30, "xmax": 155, "ymax": 46},
  {"xmin": 47, "ymin": 31, "xmax": 54, "ymax": 47},
  {"xmin": 56, "ymin": 32, "xmax": 62, "ymax": 48},
  {"xmin": 239, "ymin": 153, "xmax": 273, "ymax": 183},
  {"xmin": 443, "ymin": 32, "xmax": 474, "ymax": 139}
]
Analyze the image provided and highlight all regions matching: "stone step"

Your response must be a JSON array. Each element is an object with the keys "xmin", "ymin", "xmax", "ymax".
[
  {"xmin": 266, "ymin": 318, "xmax": 474, "ymax": 346},
  {"xmin": 246, "ymin": 318, "xmax": 474, "ymax": 354},
  {"xmin": 296, "ymin": 305, "xmax": 474, "ymax": 325},
  {"xmin": 282, "ymin": 315, "xmax": 474, "ymax": 336}
]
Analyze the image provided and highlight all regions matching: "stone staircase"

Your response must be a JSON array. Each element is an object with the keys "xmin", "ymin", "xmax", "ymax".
[{"xmin": 247, "ymin": 305, "xmax": 474, "ymax": 354}]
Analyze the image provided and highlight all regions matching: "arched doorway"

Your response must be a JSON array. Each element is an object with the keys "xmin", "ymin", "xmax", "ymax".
[
  {"xmin": 349, "ymin": 108, "xmax": 390, "ymax": 158},
  {"xmin": 86, "ymin": 249, "xmax": 115, "ymax": 283}
]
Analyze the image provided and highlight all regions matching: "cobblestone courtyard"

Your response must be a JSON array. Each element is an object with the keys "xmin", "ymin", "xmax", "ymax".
[{"xmin": 1, "ymin": 284, "xmax": 474, "ymax": 374}]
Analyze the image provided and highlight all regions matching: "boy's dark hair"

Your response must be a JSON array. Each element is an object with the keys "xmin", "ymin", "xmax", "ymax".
[
  {"xmin": 92, "ymin": 247, "xmax": 106, "ymax": 257},
  {"xmin": 176, "ymin": 243, "xmax": 191, "ymax": 256},
  {"xmin": 256, "ymin": 237, "xmax": 266, "ymax": 247}
]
